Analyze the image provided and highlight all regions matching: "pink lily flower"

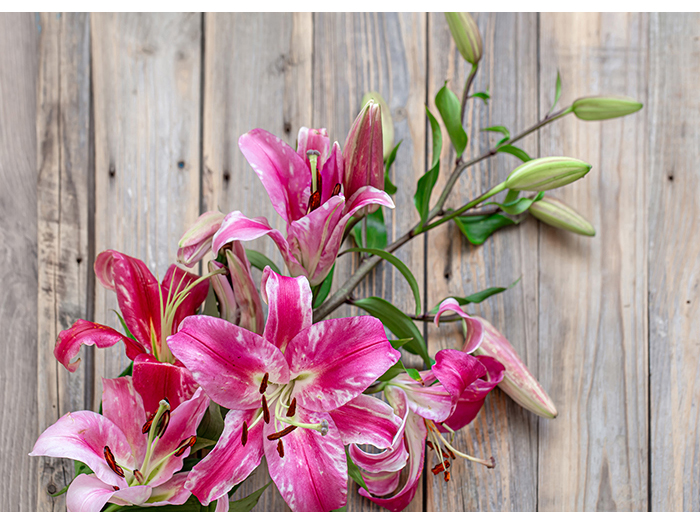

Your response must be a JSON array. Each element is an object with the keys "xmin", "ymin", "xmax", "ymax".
[
  {"xmin": 211, "ymin": 123, "xmax": 394, "ymax": 286},
  {"xmin": 343, "ymin": 100, "xmax": 385, "ymax": 200},
  {"xmin": 166, "ymin": 267, "xmax": 401, "ymax": 511},
  {"xmin": 54, "ymin": 250, "xmax": 210, "ymax": 414},
  {"xmin": 29, "ymin": 376, "xmax": 224, "ymax": 511},
  {"xmin": 177, "ymin": 210, "xmax": 225, "ymax": 268}
]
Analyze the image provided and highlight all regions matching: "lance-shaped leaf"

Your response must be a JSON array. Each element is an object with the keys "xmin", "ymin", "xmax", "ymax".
[
  {"xmin": 351, "ymin": 207, "xmax": 387, "ymax": 250},
  {"xmin": 435, "ymin": 83, "xmax": 468, "ymax": 157},
  {"xmin": 229, "ymin": 482, "xmax": 271, "ymax": 512},
  {"xmin": 482, "ymin": 125, "xmax": 510, "ymax": 147},
  {"xmin": 548, "ymin": 70, "xmax": 562, "ymax": 115},
  {"xmin": 497, "ymin": 144, "xmax": 532, "ymax": 163},
  {"xmin": 414, "ymin": 162, "xmax": 440, "ymax": 226},
  {"xmin": 454, "ymin": 213, "xmax": 517, "ymax": 245},
  {"xmin": 383, "ymin": 140, "xmax": 402, "ymax": 195},
  {"xmin": 244, "ymin": 249, "xmax": 282, "ymax": 276},
  {"xmin": 429, "ymin": 278, "xmax": 521, "ymax": 314},
  {"xmin": 483, "ymin": 191, "xmax": 543, "ymax": 216}
]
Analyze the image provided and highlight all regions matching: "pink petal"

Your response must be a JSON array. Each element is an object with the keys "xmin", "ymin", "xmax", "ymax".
[
  {"xmin": 433, "ymin": 298, "xmax": 484, "ymax": 354},
  {"xmin": 186, "ymin": 409, "xmax": 263, "ymax": 506},
  {"xmin": 363, "ymin": 470, "xmax": 401, "ymax": 497},
  {"xmin": 177, "ymin": 210, "xmax": 226, "ymax": 267},
  {"xmin": 432, "ymin": 348, "xmax": 487, "ymax": 403},
  {"xmin": 132, "ymin": 353, "xmax": 199, "ymax": 417},
  {"xmin": 145, "ymin": 472, "xmax": 191, "ymax": 506},
  {"xmin": 286, "ymin": 316, "xmax": 400, "ymax": 412},
  {"xmin": 264, "ymin": 405, "xmax": 347, "ymax": 512},
  {"xmin": 215, "ymin": 494, "xmax": 230, "ymax": 512},
  {"xmin": 102, "ymin": 377, "xmax": 147, "ymax": 467},
  {"xmin": 226, "ymin": 244, "xmax": 265, "ymax": 335},
  {"xmin": 329, "ymin": 394, "xmax": 401, "ymax": 449},
  {"xmin": 108, "ymin": 484, "xmax": 153, "ymax": 508},
  {"xmin": 319, "ymin": 142, "xmax": 344, "ymax": 205},
  {"xmin": 167, "ymin": 316, "xmax": 290, "ymax": 410},
  {"xmin": 260, "ymin": 267, "xmax": 313, "ymax": 352},
  {"xmin": 296, "ymin": 127, "xmax": 330, "ymax": 171},
  {"xmin": 343, "ymin": 101, "xmax": 384, "ymax": 199},
  {"xmin": 387, "ymin": 374, "xmax": 454, "ymax": 422},
  {"xmin": 65, "ymin": 474, "xmax": 150, "ymax": 512},
  {"xmin": 209, "ymin": 260, "xmax": 239, "ymax": 324},
  {"xmin": 239, "ymin": 128, "xmax": 311, "ymax": 224},
  {"xmin": 54, "ymin": 319, "xmax": 146, "ymax": 372},
  {"xmin": 161, "ymin": 264, "xmax": 209, "ymax": 335}
]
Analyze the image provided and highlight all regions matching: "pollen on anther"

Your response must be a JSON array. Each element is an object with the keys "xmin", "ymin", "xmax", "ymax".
[
  {"xmin": 103, "ymin": 446, "xmax": 125, "ymax": 478},
  {"xmin": 277, "ymin": 439, "xmax": 285, "ymax": 458},
  {"xmin": 142, "ymin": 414, "xmax": 155, "ymax": 434},
  {"xmin": 332, "ymin": 183, "xmax": 341, "ymax": 197},
  {"xmin": 241, "ymin": 421, "xmax": 249, "ymax": 446},
  {"xmin": 259, "ymin": 372, "xmax": 269, "ymax": 395},
  {"xmin": 286, "ymin": 398, "xmax": 297, "ymax": 418},
  {"xmin": 261, "ymin": 395, "xmax": 270, "ymax": 424},
  {"xmin": 431, "ymin": 461, "xmax": 450, "ymax": 475},
  {"xmin": 444, "ymin": 471, "xmax": 451, "ymax": 482}
]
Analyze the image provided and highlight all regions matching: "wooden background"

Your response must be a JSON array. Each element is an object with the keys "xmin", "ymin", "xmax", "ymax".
[{"xmin": 1, "ymin": 12, "xmax": 697, "ymax": 512}]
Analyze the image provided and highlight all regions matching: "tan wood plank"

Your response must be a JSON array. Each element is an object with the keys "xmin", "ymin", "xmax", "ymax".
[
  {"xmin": 0, "ymin": 12, "xmax": 39, "ymax": 512},
  {"xmin": 537, "ymin": 13, "xmax": 648, "ymax": 511},
  {"xmin": 201, "ymin": 13, "xmax": 313, "ymax": 510},
  {"xmin": 91, "ymin": 13, "xmax": 203, "ymax": 400},
  {"xmin": 36, "ymin": 12, "xmax": 92, "ymax": 511},
  {"xmin": 648, "ymin": 12, "xmax": 700, "ymax": 511},
  {"xmin": 425, "ymin": 13, "xmax": 540, "ymax": 511}
]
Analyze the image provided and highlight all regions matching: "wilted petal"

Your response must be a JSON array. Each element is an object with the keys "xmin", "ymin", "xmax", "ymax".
[
  {"xmin": 297, "ymin": 127, "xmax": 330, "ymax": 171},
  {"xmin": 66, "ymin": 474, "xmax": 151, "ymax": 512},
  {"xmin": 177, "ymin": 211, "xmax": 226, "ymax": 267},
  {"xmin": 286, "ymin": 316, "xmax": 400, "ymax": 412},
  {"xmin": 102, "ymin": 377, "xmax": 147, "ymax": 467},
  {"xmin": 186, "ymin": 409, "xmax": 263, "ymax": 506},
  {"xmin": 329, "ymin": 394, "xmax": 401, "ymax": 449},
  {"xmin": 54, "ymin": 319, "xmax": 146, "ymax": 372},
  {"xmin": 167, "ymin": 316, "xmax": 290, "ymax": 410},
  {"xmin": 434, "ymin": 298, "xmax": 484, "ymax": 354},
  {"xmin": 132, "ymin": 353, "xmax": 198, "ymax": 417},
  {"xmin": 226, "ymin": 243, "xmax": 265, "ymax": 334},
  {"xmin": 145, "ymin": 472, "xmax": 191, "ymax": 506},
  {"xmin": 260, "ymin": 267, "xmax": 313, "ymax": 352},
  {"xmin": 161, "ymin": 264, "xmax": 209, "ymax": 334},
  {"xmin": 239, "ymin": 128, "xmax": 311, "ymax": 224}
]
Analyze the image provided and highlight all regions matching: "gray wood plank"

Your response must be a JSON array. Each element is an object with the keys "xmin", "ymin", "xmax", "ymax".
[
  {"xmin": 425, "ymin": 13, "xmax": 540, "ymax": 511},
  {"xmin": 312, "ymin": 13, "xmax": 427, "ymax": 512},
  {"xmin": 91, "ymin": 13, "xmax": 203, "ymax": 399},
  {"xmin": 36, "ymin": 12, "xmax": 92, "ymax": 511},
  {"xmin": 0, "ymin": 12, "xmax": 39, "ymax": 512},
  {"xmin": 201, "ymin": 13, "xmax": 313, "ymax": 511},
  {"xmin": 649, "ymin": 12, "xmax": 700, "ymax": 511},
  {"xmin": 537, "ymin": 13, "xmax": 648, "ymax": 511}
]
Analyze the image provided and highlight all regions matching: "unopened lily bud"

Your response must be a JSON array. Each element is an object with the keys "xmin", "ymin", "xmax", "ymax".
[
  {"xmin": 505, "ymin": 157, "xmax": 592, "ymax": 192},
  {"xmin": 343, "ymin": 99, "xmax": 384, "ymax": 200},
  {"xmin": 361, "ymin": 91, "xmax": 394, "ymax": 159},
  {"xmin": 473, "ymin": 316, "xmax": 557, "ymax": 418},
  {"xmin": 445, "ymin": 12, "xmax": 482, "ymax": 65},
  {"xmin": 572, "ymin": 96, "xmax": 643, "ymax": 121},
  {"xmin": 529, "ymin": 196, "xmax": 595, "ymax": 236},
  {"xmin": 177, "ymin": 210, "xmax": 225, "ymax": 267}
]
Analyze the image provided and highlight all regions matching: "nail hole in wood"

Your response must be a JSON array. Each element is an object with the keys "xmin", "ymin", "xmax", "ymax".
[
  {"xmin": 109, "ymin": 165, "xmax": 116, "ymax": 178},
  {"xmin": 177, "ymin": 161, "xmax": 185, "ymax": 169},
  {"xmin": 687, "ymin": 300, "xmax": 691, "ymax": 304},
  {"xmin": 668, "ymin": 173, "xmax": 674, "ymax": 181},
  {"xmin": 47, "ymin": 484, "xmax": 56, "ymax": 494},
  {"xmin": 284, "ymin": 121, "xmax": 292, "ymax": 134},
  {"xmin": 223, "ymin": 171, "xmax": 230, "ymax": 183},
  {"xmin": 76, "ymin": 257, "xmax": 83, "ymax": 264}
]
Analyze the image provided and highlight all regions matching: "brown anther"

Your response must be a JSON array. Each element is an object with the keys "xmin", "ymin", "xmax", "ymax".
[
  {"xmin": 261, "ymin": 395, "xmax": 270, "ymax": 424},
  {"xmin": 286, "ymin": 397, "xmax": 297, "ymax": 418},
  {"xmin": 444, "ymin": 471, "xmax": 451, "ymax": 482},
  {"xmin": 112, "ymin": 486, "xmax": 120, "ymax": 491},
  {"xmin": 308, "ymin": 191, "xmax": 321, "ymax": 212},
  {"xmin": 487, "ymin": 456, "xmax": 496, "ymax": 469},
  {"xmin": 426, "ymin": 441, "xmax": 435, "ymax": 450},
  {"xmin": 142, "ymin": 414, "xmax": 155, "ymax": 434},
  {"xmin": 259, "ymin": 372, "xmax": 269, "ymax": 395},
  {"xmin": 431, "ymin": 461, "xmax": 450, "ymax": 475},
  {"xmin": 241, "ymin": 421, "xmax": 249, "ymax": 446},
  {"xmin": 175, "ymin": 436, "xmax": 197, "ymax": 457},
  {"xmin": 447, "ymin": 449, "xmax": 456, "ymax": 460},
  {"xmin": 267, "ymin": 425, "xmax": 297, "ymax": 440},
  {"xmin": 277, "ymin": 439, "xmax": 285, "ymax": 458},
  {"xmin": 134, "ymin": 469, "xmax": 145, "ymax": 484},
  {"xmin": 441, "ymin": 450, "xmax": 451, "ymax": 460},
  {"xmin": 103, "ymin": 446, "xmax": 125, "ymax": 478},
  {"xmin": 156, "ymin": 410, "xmax": 171, "ymax": 438},
  {"xmin": 332, "ymin": 183, "xmax": 341, "ymax": 197}
]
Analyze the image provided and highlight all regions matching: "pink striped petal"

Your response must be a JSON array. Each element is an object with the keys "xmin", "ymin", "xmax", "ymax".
[
  {"xmin": 209, "ymin": 261, "xmax": 239, "ymax": 324},
  {"xmin": 132, "ymin": 353, "xmax": 198, "ymax": 417},
  {"xmin": 177, "ymin": 211, "xmax": 225, "ymax": 267},
  {"xmin": 215, "ymin": 494, "xmax": 230, "ymax": 512},
  {"xmin": 319, "ymin": 142, "xmax": 344, "ymax": 205},
  {"xmin": 329, "ymin": 394, "xmax": 401, "ymax": 449},
  {"xmin": 264, "ymin": 405, "xmax": 347, "ymax": 512},
  {"xmin": 161, "ymin": 264, "xmax": 209, "ymax": 335},
  {"xmin": 185, "ymin": 409, "xmax": 263, "ymax": 506},
  {"xmin": 66, "ymin": 474, "xmax": 151, "ymax": 512},
  {"xmin": 260, "ymin": 267, "xmax": 313, "ymax": 352},
  {"xmin": 388, "ymin": 373, "xmax": 454, "ymax": 422},
  {"xmin": 145, "ymin": 472, "xmax": 191, "ymax": 506},
  {"xmin": 239, "ymin": 128, "xmax": 311, "ymax": 224},
  {"xmin": 343, "ymin": 101, "xmax": 384, "ymax": 199},
  {"xmin": 167, "ymin": 316, "xmax": 290, "ymax": 410},
  {"xmin": 226, "ymin": 243, "xmax": 265, "ymax": 334},
  {"xmin": 434, "ymin": 298, "xmax": 484, "ymax": 354},
  {"xmin": 54, "ymin": 319, "xmax": 146, "ymax": 372},
  {"xmin": 432, "ymin": 348, "xmax": 487, "ymax": 404},
  {"xmin": 363, "ymin": 470, "xmax": 401, "ymax": 497},
  {"xmin": 102, "ymin": 377, "xmax": 147, "ymax": 467},
  {"xmin": 286, "ymin": 316, "xmax": 400, "ymax": 412},
  {"xmin": 297, "ymin": 127, "xmax": 330, "ymax": 172}
]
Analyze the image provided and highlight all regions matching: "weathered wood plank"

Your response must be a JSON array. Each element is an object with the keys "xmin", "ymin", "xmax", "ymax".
[
  {"xmin": 201, "ymin": 13, "xmax": 313, "ymax": 510},
  {"xmin": 425, "ymin": 13, "xmax": 540, "ymax": 511},
  {"xmin": 537, "ymin": 13, "xmax": 648, "ymax": 511},
  {"xmin": 312, "ymin": 13, "xmax": 427, "ymax": 512},
  {"xmin": 36, "ymin": 12, "xmax": 92, "ymax": 511},
  {"xmin": 91, "ymin": 13, "xmax": 202, "ymax": 400},
  {"xmin": 0, "ymin": 12, "xmax": 39, "ymax": 512},
  {"xmin": 649, "ymin": 12, "xmax": 700, "ymax": 511}
]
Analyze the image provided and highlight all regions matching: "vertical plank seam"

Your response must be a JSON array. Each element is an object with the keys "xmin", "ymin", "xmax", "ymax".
[
  {"xmin": 535, "ymin": 11, "xmax": 541, "ymax": 513},
  {"xmin": 85, "ymin": 12, "xmax": 96, "ymax": 412},
  {"xmin": 645, "ymin": 13, "xmax": 652, "ymax": 513},
  {"xmin": 197, "ymin": 13, "xmax": 206, "ymax": 278},
  {"xmin": 422, "ymin": 11, "xmax": 430, "ymax": 515}
]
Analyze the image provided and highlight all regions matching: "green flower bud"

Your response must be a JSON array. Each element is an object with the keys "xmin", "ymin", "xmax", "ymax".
[
  {"xmin": 572, "ymin": 96, "xmax": 643, "ymax": 121},
  {"xmin": 505, "ymin": 157, "xmax": 592, "ymax": 192},
  {"xmin": 361, "ymin": 91, "xmax": 394, "ymax": 159},
  {"xmin": 529, "ymin": 196, "xmax": 595, "ymax": 236},
  {"xmin": 445, "ymin": 12, "xmax": 482, "ymax": 65}
]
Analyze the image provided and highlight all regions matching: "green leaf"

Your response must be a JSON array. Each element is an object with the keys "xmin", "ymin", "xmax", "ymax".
[
  {"xmin": 497, "ymin": 144, "xmax": 531, "ymax": 162},
  {"xmin": 549, "ymin": 70, "xmax": 562, "ymax": 115},
  {"xmin": 482, "ymin": 125, "xmax": 510, "ymax": 147},
  {"xmin": 196, "ymin": 400, "xmax": 225, "ymax": 442},
  {"xmin": 389, "ymin": 338, "xmax": 414, "ymax": 349},
  {"xmin": 229, "ymin": 482, "xmax": 272, "ymax": 512},
  {"xmin": 454, "ymin": 214, "xmax": 517, "ymax": 245},
  {"xmin": 429, "ymin": 278, "xmax": 521, "ymax": 314},
  {"xmin": 404, "ymin": 367, "xmax": 423, "ymax": 383},
  {"xmin": 353, "ymin": 297, "xmax": 430, "ymax": 367},
  {"xmin": 332, "ymin": 506, "xmax": 348, "ymax": 512},
  {"xmin": 383, "ymin": 140, "xmax": 402, "ymax": 196},
  {"xmin": 346, "ymin": 448, "xmax": 369, "ymax": 492},
  {"xmin": 413, "ymin": 161, "xmax": 440, "ymax": 225},
  {"xmin": 351, "ymin": 208, "xmax": 387, "ymax": 250},
  {"xmin": 117, "ymin": 362, "xmax": 133, "ymax": 378},
  {"xmin": 343, "ymin": 247, "xmax": 421, "ymax": 315},
  {"xmin": 377, "ymin": 356, "xmax": 425, "ymax": 383},
  {"xmin": 312, "ymin": 264, "xmax": 335, "ymax": 308},
  {"xmin": 435, "ymin": 83, "xmax": 468, "ymax": 157},
  {"xmin": 115, "ymin": 495, "xmax": 207, "ymax": 512},
  {"xmin": 426, "ymin": 106, "xmax": 443, "ymax": 168},
  {"xmin": 113, "ymin": 310, "xmax": 138, "ymax": 342},
  {"xmin": 244, "ymin": 249, "xmax": 281, "ymax": 276},
  {"xmin": 484, "ymin": 191, "xmax": 544, "ymax": 215},
  {"xmin": 470, "ymin": 90, "xmax": 490, "ymax": 103}
]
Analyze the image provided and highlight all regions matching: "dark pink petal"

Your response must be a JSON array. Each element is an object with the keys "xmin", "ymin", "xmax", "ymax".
[
  {"xmin": 239, "ymin": 128, "xmax": 311, "ymax": 224},
  {"xmin": 296, "ymin": 127, "xmax": 330, "ymax": 172},
  {"xmin": 286, "ymin": 316, "xmax": 400, "ymax": 412},
  {"xmin": 432, "ymin": 348, "xmax": 487, "ymax": 403},
  {"xmin": 343, "ymin": 101, "xmax": 384, "ymax": 199},
  {"xmin": 329, "ymin": 394, "xmax": 401, "ymax": 449},
  {"xmin": 66, "ymin": 474, "xmax": 151, "ymax": 512},
  {"xmin": 54, "ymin": 319, "xmax": 146, "ymax": 372},
  {"xmin": 388, "ymin": 374, "xmax": 454, "ymax": 422},
  {"xmin": 161, "ymin": 264, "xmax": 209, "ymax": 335},
  {"xmin": 363, "ymin": 470, "xmax": 401, "ymax": 497},
  {"xmin": 264, "ymin": 405, "xmax": 347, "ymax": 512},
  {"xmin": 319, "ymin": 142, "xmax": 344, "ymax": 204},
  {"xmin": 102, "ymin": 377, "xmax": 147, "ymax": 466},
  {"xmin": 226, "ymin": 244, "xmax": 265, "ymax": 334},
  {"xmin": 185, "ymin": 409, "xmax": 263, "ymax": 506},
  {"xmin": 261, "ymin": 267, "xmax": 312, "ymax": 352},
  {"xmin": 167, "ymin": 316, "xmax": 290, "ymax": 410},
  {"xmin": 177, "ymin": 211, "xmax": 226, "ymax": 268},
  {"xmin": 30, "ymin": 411, "xmax": 133, "ymax": 488},
  {"xmin": 145, "ymin": 472, "xmax": 191, "ymax": 506},
  {"xmin": 434, "ymin": 298, "xmax": 484, "ymax": 354},
  {"xmin": 132, "ymin": 353, "xmax": 198, "ymax": 417}
]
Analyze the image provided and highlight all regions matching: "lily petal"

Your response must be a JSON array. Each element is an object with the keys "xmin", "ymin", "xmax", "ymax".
[
  {"xmin": 209, "ymin": 260, "xmax": 240, "ymax": 325},
  {"xmin": 388, "ymin": 374, "xmax": 454, "ymax": 422},
  {"xmin": 226, "ymin": 243, "xmax": 265, "ymax": 334},
  {"xmin": 363, "ymin": 470, "xmax": 401, "ymax": 497},
  {"xmin": 161, "ymin": 264, "xmax": 209, "ymax": 334},
  {"xmin": 343, "ymin": 101, "xmax": 384, "ymax": 199},
  {"xmin": 432, "ymin": 348, "xmax": 487, "ymax": 403},
  {"xmin": 102, "ymin": 377, "xmax": 147, "ymax": 467},
  {"xmin": 215, "ymin": 494, "xmax": 230, "ymax": 512},
  {"xmin": 319, "ymin": 142, "xmax": 344, "ymax": 205},
  {"xmin": 66, "ymin": 474, "xmax": 151, "ymax": 512},
  {"xmin": 132, "ymin": 353, "xmax": 198, "ymax": 417},
  {"xmin": 329, "ymin": 394, "xmax": 401, "ymax": 449},
  {"xmin": 177, "ymin": 210, "xmax": 226, "ymax": 267},
  {"xmin": 433, "ymin": 298, "xmax": 484, "ymax": 354},
  {"xmin": 260, "ymin": 267, "xmax": 313, "ymax": 352},
  {"xmin": 145, "ymin": 472, "xmax": 191, "ymax": 506},
  {"xmin": 297, "ymin": 127, "xmax": 330, "ymax": 172}
]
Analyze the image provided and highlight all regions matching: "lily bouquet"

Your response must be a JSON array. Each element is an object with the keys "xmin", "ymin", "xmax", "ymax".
[{"xmin": 31, "ymin": 13, "xmax": 642, "ymax": 512}]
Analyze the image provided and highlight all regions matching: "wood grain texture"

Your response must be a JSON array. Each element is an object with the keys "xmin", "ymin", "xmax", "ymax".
[
  {"xmin": 537, "ymin": 13, "xmax": 648, "ymax": 511},
  {"xmin": 0, "ymin": 12, "xmax": 39, "ymax": 512},
  {"xmin": 201, "ymin": 13, "xmax": 313, "ymax": 510},
  {"xmin": 425, "ymin": 13, "xmax": 540, "ymax": 511},
  {"xmin": 312, "ymin": 13, "xmax": 427, "ymax": 511},
  {"xmin": 91, "ymin": 13, "xmax": 202, "ymax": 399},
  {"xmin": 36, "ymin": 12, "xmax": 92, "ymax": 511},
  {"xmin": 648, "ymin": 12, "xmax": 700, "ymax": 511}
]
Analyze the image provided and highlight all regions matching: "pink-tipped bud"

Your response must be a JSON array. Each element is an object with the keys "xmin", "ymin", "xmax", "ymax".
[
  {"xmin": 473, "ymin": 316, "xmax": 558, "ymax": 418},
  {"xmin": 177, "ymin": 210, "xmax": 225, "ymax": 267},
  {"xmin": 343, "ymin": 100, "xmax": 384, "ymax": 200}
]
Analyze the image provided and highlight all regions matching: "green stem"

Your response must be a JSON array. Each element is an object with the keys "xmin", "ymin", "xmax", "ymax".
[
  {"xmin": 460, "ymin": 63, "xmax": 479, "ymax": 125},
  {"xmin": 422, "ymin": 182, "xmax": 507, "ymax": 233}
]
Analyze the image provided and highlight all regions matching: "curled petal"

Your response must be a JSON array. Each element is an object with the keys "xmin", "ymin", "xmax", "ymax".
[
  {"xmin": 329, "ymin": 394, "xmax": 401, "ymax": 449},
  {"xmin": 132, "ymin": 353, "xmax": 198, "ymax": 417},
  {"xmin": 261, "ymin": 267, "xmax": 313, "ymax": 352},
  {"xmin": 66, "ymin": 474, "xmax": 151, "ymax": 512},
  {"xmin": 433, "ymin": 298, "xmax": 484, "ymax": 354},
  {"xmin": 209, "ymin": 260, "xmax": 239, "ymax": 324},
  {"xmin": 177, "ymin": 210, "xmax": 226, "ymax": 267},
  {"xmin": 363, "ymin": 470, "xmax": 401, "ymax": 497},
  {"xmin": 432, "ymin": 348, "xmax": 487, "ymax": 405},
  {"xmin": 226, "ymin": 243, "xmax": 265, "ymax": 334},
  {"xmin": 145, "ymin": 472, "xmax": 191, "ymax": 506},
  {"xmin": 389, "ymin": 372, "xmax": 454, "ymax": 422}
]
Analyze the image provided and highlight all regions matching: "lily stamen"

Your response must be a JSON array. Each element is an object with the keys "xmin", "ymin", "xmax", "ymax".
[
  {"xmin": 277, "ymin": 439, "xmax": 285, "ymax": 458},
  {"xmin": 267, "ymin": 425, "xmax": 297, "ymax": 440},
  {"xmin": 259, "ymin": 372, "xmax": 269, "ymax": 394}
]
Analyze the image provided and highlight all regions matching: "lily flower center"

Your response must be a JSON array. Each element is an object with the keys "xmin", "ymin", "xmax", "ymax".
[
  {"xmin": 306, "ymin": 149, "xmax": 341, "ymax": 214},
  {"xmin": 424, "ymin": 419, "xmax": 494, "ymax": 483}
]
